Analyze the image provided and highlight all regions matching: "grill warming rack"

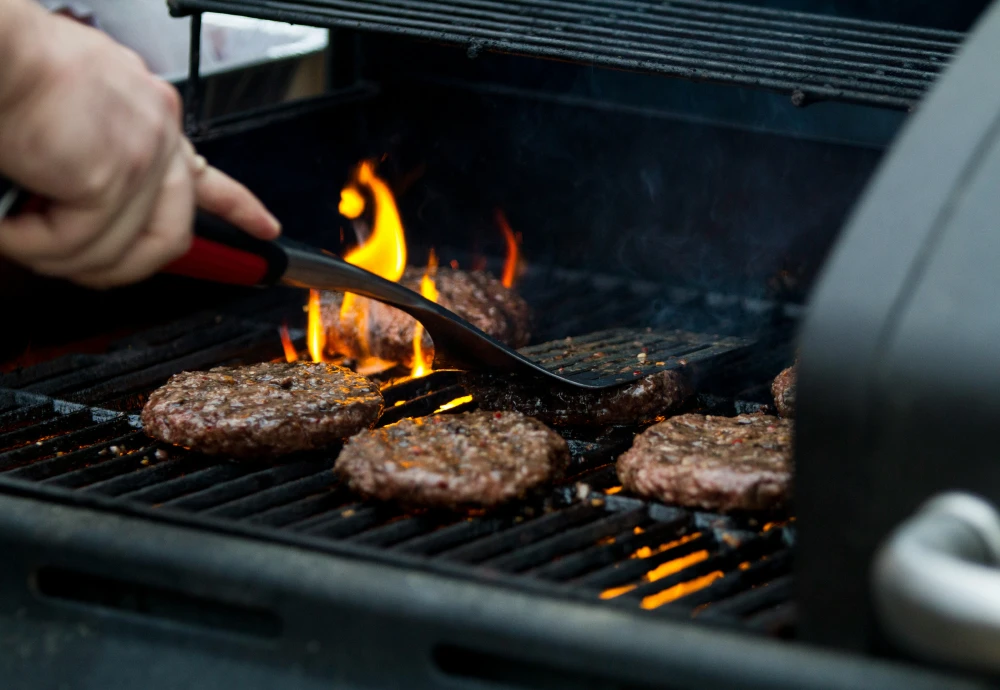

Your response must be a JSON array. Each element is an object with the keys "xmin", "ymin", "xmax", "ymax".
[
  {"xmin": 170, "ymin": 0, "xmax": 963, "ymax": 110},
  {"xmin": 0, "ymin": 274, "xmax": 797, "ymax": 637}
]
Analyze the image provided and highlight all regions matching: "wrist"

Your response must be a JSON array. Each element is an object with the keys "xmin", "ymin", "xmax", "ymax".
[{"xmin": 0, "ymin": 0, "xmax": 53, "ymax": 111}]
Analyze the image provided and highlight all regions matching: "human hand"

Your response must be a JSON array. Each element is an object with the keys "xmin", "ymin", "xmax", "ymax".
[{"xmin": 0, "ymin": 1, "xmax": 280, "ymax": 289}]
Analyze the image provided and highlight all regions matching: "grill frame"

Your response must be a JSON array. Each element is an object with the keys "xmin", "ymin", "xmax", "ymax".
[{"xmin": 0, "ymin": 489, "xmax": 977, "ymax": 690}]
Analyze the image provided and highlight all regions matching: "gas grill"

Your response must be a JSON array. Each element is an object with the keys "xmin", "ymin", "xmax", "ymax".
[{"xmin": 4, "ymin": 0, "xmax": 1000, "ymax": 688}]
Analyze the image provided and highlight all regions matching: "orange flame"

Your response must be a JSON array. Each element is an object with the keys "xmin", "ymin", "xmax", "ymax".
[
  {"xmin": 434, "ymin": 395, "xmax": 473, "ymax": 414},
  {"xmin": 307, "ymin": 290, "xmax": 326, "ymax": 363},
  {"xmin": 599, "ymin": 533, "xmax": 704, "ymax": 600},
  {"xmin": 342, "ymin": 161, "xmax": 407, "ymax": 279},
  {"xmin": 640, "ymin": 571, "xmax": 724, "ymax": 610},
  {"xmin": 495, "ymin": 209, "xmax": 522, "ymax": 289},
  {"xmin": 411, "ymin": 250, "xmax": 439, "ymax": 378},
  {"xmin": 279, "ymin": 324, "xmax": 297, "ymax": 363},
  {"xmin": 339, "ymin": 185, "xmax": 366, "ymax": 219},
  {"xmin": 335, "ymin": 161, "xmax": 409, "ymax": 365}
]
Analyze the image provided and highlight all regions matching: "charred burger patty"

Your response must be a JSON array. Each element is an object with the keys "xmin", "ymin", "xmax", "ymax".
[
  {"xmin": 616, "ymin": 413, "xmax": 793, "ymax": 512},
  {"xmin": 142, "ymin": 361, "xmax": 384, "ymax": 459},
  {"xmin": 335, "ymin": 410, "xmax": 570, "ymax": 509}
]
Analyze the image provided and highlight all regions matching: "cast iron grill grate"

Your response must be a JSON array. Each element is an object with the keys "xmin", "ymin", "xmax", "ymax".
[
  {"xmin": 170, "ymin": 0, "xmax": 963, "ymax": 110},
  {"xmin": 0, "ymin": 276, "xmax": 796, "ymax": 636},
  {"xmin": 0, "ymin": 385, "xmax": 794, "ymax": 635}
]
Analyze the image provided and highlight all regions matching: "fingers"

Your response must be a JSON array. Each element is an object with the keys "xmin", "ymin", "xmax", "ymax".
[
  {"xmin": 32, "ymin": 127, "xmax": 177, "ymax": 276},
  {"xmin": 71, "ymin": 145, "xmax": 195, "ymax": 289},
  {"xmin": 193, "ymin": 159, "xmax": 281, "ymax": 240},
  {"xmin": 0, "ymin": 135, "xmax": 278, "ymax": 289}
]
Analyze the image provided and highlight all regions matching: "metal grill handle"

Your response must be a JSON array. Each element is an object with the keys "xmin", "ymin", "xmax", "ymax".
[{"xmin": 872, "ymin": 491, "xmax": 1000, "ymax": 673}]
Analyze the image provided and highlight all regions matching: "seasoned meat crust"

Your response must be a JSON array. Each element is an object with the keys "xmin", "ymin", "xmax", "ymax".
[
  {"xmin": 141, "ymin": 362, "xmax": 384, "ymax": 459},
  {"xmin": 616, "ymin": 414, "xmax": 793, "ymax": 512},
  {"xmin": 336, "ymin": 410, "xmax": 570, "ymax": 509},
  {"xmin": 771, "ymin": 362, "xmax": 797, "ymax": 419},
  {"xmin": 462, "ymin": 369, "xmax": 693, "ymax": 426},
  {"xmin": 321, "ymin": 268, "xmax": 531, "ymax": 367}
]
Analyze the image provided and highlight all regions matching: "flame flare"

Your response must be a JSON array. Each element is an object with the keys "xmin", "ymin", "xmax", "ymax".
[
  {"xmin": 339, "ymin": 186, "xmax": 366, "ymax": 219},
  {"xmin": 307, "ymin": 290, "xmax": 326, "ymax": 363},
  {"xmin": 335, "ymin": 161, "xmax": 409, "ymax": 365},
  {"xmin": 411, "ymin": 250, "xmax": 439, "ymax": 378},
  {"xmin": 495, "ymin": 209, "xmax": 522, "ymax": 289},
  {"xmin": 342, "ymin": 161, "xmax": 407, "ymax": 279},
  {"xmin": 279, "ymin": 324, "xmax": 297, "ymax": 363}
]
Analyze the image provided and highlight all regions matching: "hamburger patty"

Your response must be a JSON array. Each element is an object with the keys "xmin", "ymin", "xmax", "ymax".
[
  {"xmin": 321, "ymin": 268, "xmax": 531, "ymax": 368},
  {"xmin": 771, "ymin": 362, "xmax": 797, "ymax": 418},
  {"xmin": 462, "ymin": 369, "xmax": 693, "ymax": 426},
  {"xmin": 142, "ymin": 362, "xmax": 384, "ymax": 459},
  {"xmin": 616, "ymin": 414, "xmax": 793, "ymax": 512},
  {"xmin": 335, "ymin": 410, "xmax": 570, "ymax": 509}
]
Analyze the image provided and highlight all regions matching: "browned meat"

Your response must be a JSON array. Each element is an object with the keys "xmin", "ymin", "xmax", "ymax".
[
  {"xmin": 616, "ymin": 414, "xmax": 793, "ymax": 512},
  {"xmin": 335, "ymin": 410, "xmax": 570, "ymax": 509},
  {"xmin": 320, "ymin": 268, "xmax": 531, "ymax": 368},
  {"xmin": 141, "ymin": 362, "xmax": 384, "ymax": 459},
  {"xmin": 771, "ymin": 362, "xmax": 797, "ymax": 418},
  {"xmin": 462, "ymin": 369, "xmax": 693, "ymax": 426}
]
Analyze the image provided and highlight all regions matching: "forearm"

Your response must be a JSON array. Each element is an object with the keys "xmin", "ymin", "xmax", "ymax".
[{"xmin": 0, "ymin": 0, "xmax": 50, "ymax": 111}]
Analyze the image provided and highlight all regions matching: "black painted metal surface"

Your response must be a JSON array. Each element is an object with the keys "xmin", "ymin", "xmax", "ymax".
[{"xmin": 170, "ymin": 0, "xmax": 963, "ymax": 109}]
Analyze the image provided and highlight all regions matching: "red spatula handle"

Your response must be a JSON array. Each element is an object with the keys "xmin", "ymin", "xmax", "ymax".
[{"xmin": 161, "ymin": 213, "xmax": 289, "ymax": 286}]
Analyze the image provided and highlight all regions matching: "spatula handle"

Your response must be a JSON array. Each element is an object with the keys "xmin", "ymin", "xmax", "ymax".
[{"xmin": 162, "ymin": 213, "xmax": 289, "ymax": 286}]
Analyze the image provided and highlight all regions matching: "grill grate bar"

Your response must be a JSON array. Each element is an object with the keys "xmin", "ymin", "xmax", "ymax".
[
  {"xmin": 83, "ymin": 453, "xmax": 221, "ymax": 498},
  {"xmin": 619, "ymin": 532, "xmax": 781, "ymax": 603},
  {"xmin": 6, "ymin": 431, "xmax": 147, "ymax": 481},
  {"xmin": 573, "ymin": 530, "xmax": 710, "ymax": 589},
  {"xmin": 0, "ymin": 408, "xmax": 93, "ymax": 452},
  {"xmin": 529, "ymin": 514, "xmax": 688, "ymax": 581},
  {"xmin": 161, "ymin": 460, "xmax": 327, "ymax": 512},
  {"xmin": 2, "ymin": 431, "xmax": 147, "ymax": 482},
  {"xmin": 349, "ymin": 512, "xmax": 457, "ymax": 547},
  {"xmin": 22, "ymin": 321, "xmax": 263, "ymax": 398},
  {"xmin": 441, "ymin": 502, "xmax": 606, "ymax": 564},
  {"xmin": 201, "ymin": 466, "xmax": 337, "ymax": 519},
  {"xmin": 175, "ymin": 0, "xmax": 962, "ymax": 108},
  {"xmin": 66, "ymin": 330, "xmax": 278, "ymax": 407},
  {"xmin": 746, "ymin": 601, "xmax": 797, "ymax": 635},
  {"xmin": 42, "ymin": 444, "xmax": 163, "ymax": 489},
  {"xmin": 377, "ymin": 385, "xmax": 468, "ymax": 427},
  {"xmin": 0, "ymin": 416, "xmax": 133, "ymax": 471},
  {"xmin": 245, "ymin": 488, "xmax": 352, "ymax": 527},
  {"xmin": 696, "ymin": 572, "xmax": 794, "ymax": 621},
  {"xmin": 660, "ymin": 547, "xmax": 792, "ymax": 611},
  {"xmin": 0, "ymin": 401, "xmax": 56, "ymax": 433},
  {"xmin": 483, "ymin": 507, "xmax": 650, "ymax": 573},
  {"xmin": 298, "ymin": 504, "xmax": 400, "ymax": 538},
  {"xmin": 392, "ymin": 516, "xmax": 510, "ymax": 556},
  {"xmin": 112, "ymin": 456, "xmax": 246, "ymax": 504}
]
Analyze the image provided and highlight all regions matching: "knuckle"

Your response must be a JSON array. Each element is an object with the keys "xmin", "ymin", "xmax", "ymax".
[
  {"xmin": 76, "ymin": 163, "xmax": 116, "ymax": 201},
  {"xmin": 158, "ymin": 81, "xmax": 183, "ymax": 122},
  {"xmin": 118, "ymin": 47, "xmax": 147, "ymax": 71},
  {"xmin": 125, "ymin": 135, "xmax": 159, "ymax": 181}
]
